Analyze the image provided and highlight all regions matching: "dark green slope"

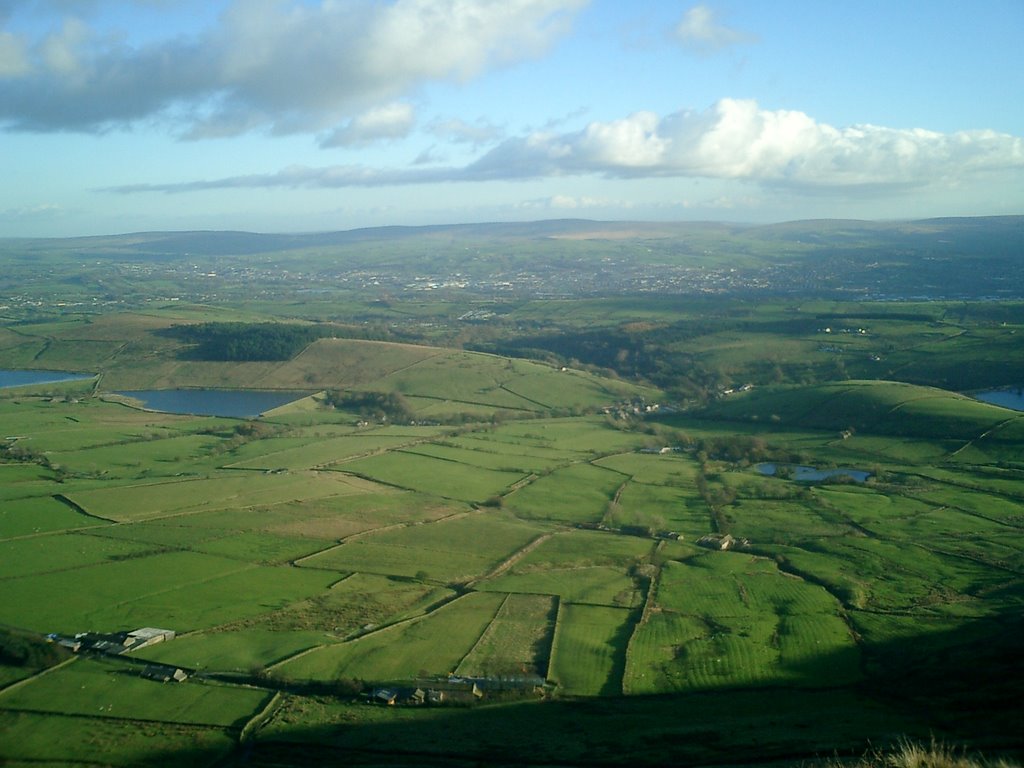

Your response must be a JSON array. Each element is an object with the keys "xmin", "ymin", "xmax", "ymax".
[{"xmin": 698, "ymin": 379, "xmax": 1023, "ymax": 441}]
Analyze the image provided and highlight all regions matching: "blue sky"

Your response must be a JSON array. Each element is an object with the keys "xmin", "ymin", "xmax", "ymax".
[{"xmin": 1, "ymin": 0, "xmax": 1022, "ymax": 236}]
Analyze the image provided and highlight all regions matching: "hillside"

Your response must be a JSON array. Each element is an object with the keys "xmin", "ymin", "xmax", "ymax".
[
  {"xmin": 0, "ymin": 311, "xmax": 658, "ymax": 419},
  {"xmin": 700, "ymin": 380, "xmax": 1022, "ymax": 439},
  {"xmin": 4, "ymin": 216, "xmax": 1020, "ymax": 260}
]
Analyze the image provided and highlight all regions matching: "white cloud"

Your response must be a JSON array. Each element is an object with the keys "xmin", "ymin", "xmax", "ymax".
[
  {"xmin": 429, "ymin": 116, "xmax": 505, "ymax": 147},
  {"xmin": 578, "ymin": 111, "xmax": 667, "ymax": 167},
  {"xmin": 468, "ymin": 99, "xmax": 1024, "ymax": 188},
  {"xmin": 519, "ymin": 194, "xmax": 624, "ymax": 210},
  {"xmin": 0, "ymin": 0, "xmax": 587, "ymax": 135},
  {"xmin": 106, "ymin": 99, "xmax": 1024, "ymax": 194},
  {"xmin": 0, "ymin": 202, "xmax": 63, "ymax": 220},
  {"xmin": 321, "ymin": 102, "xmax": 416, "ymax": 147},
  {"xmin": 674, "ymin": 4, "xmax": 754, "ymax": 55}
]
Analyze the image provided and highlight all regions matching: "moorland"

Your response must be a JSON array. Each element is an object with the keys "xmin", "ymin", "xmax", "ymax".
[{"xmin": 0, "ymin": 216, "xmax": 1021, "ymax": 767}]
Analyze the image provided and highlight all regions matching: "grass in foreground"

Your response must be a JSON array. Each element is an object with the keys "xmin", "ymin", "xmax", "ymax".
[{"xmin": 822, "ymin": 738, "xmax": 1021, "ymax": 768}]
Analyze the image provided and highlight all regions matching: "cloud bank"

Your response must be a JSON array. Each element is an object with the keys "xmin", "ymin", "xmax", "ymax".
[
  {"xmin": 108, "ymin": 99, "xmax": 1024, "ymax": 194},
  {"xmin": 0, "ymin": 0, "xmax": 586, "ymax": 135}
]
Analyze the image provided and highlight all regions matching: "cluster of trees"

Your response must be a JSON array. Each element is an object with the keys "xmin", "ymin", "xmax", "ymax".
[
  {"xmin": 165, "ymin": 322, "xmax": 336, "ymax": 361},
  {"xmin": 694, "ymin": 435, "xmax": 772, "ymax": 464},
  {"xmin": 0, "ymin": 628, "xmax": 69, "ymax": 669},
  {"xmin": 324, "ymin": 390, "xmax": 414, "ymax": 423},
  {"xmin": 0, "ymin": 440, "xmax": 68, "ymax": 480}
]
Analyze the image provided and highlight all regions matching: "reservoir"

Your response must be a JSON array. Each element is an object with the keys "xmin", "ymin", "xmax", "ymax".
[
  {"xmin": 973, "ymin": 388, "xmax": 1024, "ymax": 412},
  {"xmin": 115, "ymin": 389, "xmax": 311, "ymax": 418},
  {"xmin": 0, "ymin": 369, "xmax": 93, "ymax": 389},
  {"xmin": 756, "ymin": 463, "xmax": 870, "ymax": 483}
]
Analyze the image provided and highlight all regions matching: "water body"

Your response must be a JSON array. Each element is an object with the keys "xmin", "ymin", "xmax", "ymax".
[
  {"xmin": 0, "ymin": 369, "xmax": 93, "ymax": 389},
  {"xmin": 116, "ymin": 389, "xmax": 310, "ymax": 418},
  {"xmin": 973, "ymin": 387, "xmax": 1024, "ymax": 412},
  {"xmin": 756, "ymin": 463, "xmax": 871, "ymax": 483}
]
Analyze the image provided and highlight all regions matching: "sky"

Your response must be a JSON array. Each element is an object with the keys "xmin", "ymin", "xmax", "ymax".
[{"xmin": 1, "ymin": 0, "xmax": 1022, "ymax": 237}]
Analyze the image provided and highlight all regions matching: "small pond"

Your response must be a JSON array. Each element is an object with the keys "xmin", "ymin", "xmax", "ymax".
[
  {"xmin": 756, "ymin": 463, "xmax": 871, "ymax": 483},
  {"xmin": 0, "ymin": 369, "xmax": 93, "ymax": 389},
  {"xmin": 972, "ymin": 387, "xmax": 1024, "ymax": 412},
  {"xmin": 115, "ymin": 389, "xmax": 311, "ymax": 418}
]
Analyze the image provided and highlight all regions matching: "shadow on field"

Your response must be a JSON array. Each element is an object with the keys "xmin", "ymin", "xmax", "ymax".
[{"xmin": 101, "ymin": 610, "xmax": 1024, "ymax": 767}]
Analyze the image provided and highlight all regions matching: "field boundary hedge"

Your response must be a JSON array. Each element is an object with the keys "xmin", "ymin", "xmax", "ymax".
[{"xmin": 545, "ymin": 596, "xmax": 564, "ymax": 686}]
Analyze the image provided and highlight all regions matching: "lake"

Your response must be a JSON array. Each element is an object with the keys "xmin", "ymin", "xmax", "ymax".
[
  {"xmin": 0, "ymin": 369, "xmax": 93, "ymax": 389},
  {"xmin": 115, "ymin": 389, "xmax": 311, "ymax": 418},
  {"xmin": 973, "ymin": 387, "xmax": 1024, "ymax": 412},
  {"xmin": 756, "ymin": 463, "xmax": 871, "ymax": 483}
]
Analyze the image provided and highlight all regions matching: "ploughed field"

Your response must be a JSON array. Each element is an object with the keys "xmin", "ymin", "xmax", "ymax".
[{"xmin": 1, "ymin": 335, "xmax": 1022, "ymax": 766}]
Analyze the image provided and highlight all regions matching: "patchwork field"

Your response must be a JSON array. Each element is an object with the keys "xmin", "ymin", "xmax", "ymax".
[{"xmin": 1, "ymin": 320, "xmax": 1022, "ymax": 766}]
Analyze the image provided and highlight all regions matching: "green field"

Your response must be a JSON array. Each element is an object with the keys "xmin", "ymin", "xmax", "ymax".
[
  {"xmin": 335, "ymin": 449, "xmax": 527, "ymax": 502},
  {"xmin": 454, "ymin": 593, "xmax": 556, "ymax": 678},
  {"xmin": 0, "ymin": 657, "xmax": 271, "ymax": 727},
  {"xmin": 504, "ymin": 462, "xmax": 628, "ymax": 523},
  {"xmin": 277, "ymin": 591, "xmax": 508, "ymax": 681},
  {"xmin": 0, "ymin": 710, "xmax": 239, "ymax": 767},
  {"xmin": 626, "ymin": 556, "xmax": 862, "ymax": 692},
  {"xmin": 1, "ymin": 287, "xmax": 1023, "ymax": 766},
  {"xmin": 298, "ymin": 511, "xmax": 543, "ymax": 582},
  {"xmin": 548, "ymin": 603, "xmax": 636, "ymax": 696}
]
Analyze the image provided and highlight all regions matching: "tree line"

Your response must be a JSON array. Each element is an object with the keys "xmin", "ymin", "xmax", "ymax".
[
  {"xmin": 324, "ymin": 390, "xmax": 414, "ymax": 423},
  {"xmin": 164, "ymin": 322, "xmax": 335, "ymax": 361}
]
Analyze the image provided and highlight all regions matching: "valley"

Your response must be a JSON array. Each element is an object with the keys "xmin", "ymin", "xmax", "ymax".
[{"xmin": 0, "ymin": 218, "xmax": 1022, "ymax": 767}]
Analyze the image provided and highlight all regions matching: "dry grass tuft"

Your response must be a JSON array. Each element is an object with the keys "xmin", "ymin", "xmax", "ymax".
[{"xmin": 820, "ymin": 738, "xmax": 1020, "ymax": 768}]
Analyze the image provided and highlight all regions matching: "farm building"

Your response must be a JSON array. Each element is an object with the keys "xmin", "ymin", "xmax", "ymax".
[
  {"xmin": 47, "ymin": 634, "xmax": 81, "ymax": 652},
  {"xmin": 695, "ymin": 533, "xmax": 750, "ymax": 551},
  {"xmin": 141, "ymin": 664, "xmax": 188, "ymax": 683},
  {"xmin": 90, "ymin": 638, "xmax": 130, "ymax": 655},
  {"xmin": 372, "ymin": 688, "xmax": 398, "ymax": 705},
  {"xmin": 125, "ymin": 627, "xmax": 175, "ymax": 651},
  {"xmin": 47, "ymin": 627, "xmax": 177, "ymax": 656}
]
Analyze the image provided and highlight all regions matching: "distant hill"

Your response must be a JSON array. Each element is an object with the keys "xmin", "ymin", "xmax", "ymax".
[
  {"xmin": 5, "ymin": 215, "xmax": 1020, "ymax": 259},
  {"xmin": 2, "ymin": 216, "xmax": 1021, "ymax": 301},
  {"xmin": 86, "ymin": 330, "xmax": 660, "ymax": 418}
]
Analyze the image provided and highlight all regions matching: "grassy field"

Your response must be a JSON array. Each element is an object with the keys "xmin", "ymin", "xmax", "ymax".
[
  {"xmin": 454, "ymin": 593, "xmax": 557, "ymax": 678},
  {"xmin": 626, "ymin": 555, "xmax": 862, "ymax": 692},
  {"xmin": 276, "ymin": 591, "xmax": 508, "ymax": 681},
  {"xmin": 0, "ymin": 657, "xmax": 271, "ymax": 727},
  {"xmin": 0, "ymin": 710, "xmax": 239, "ymax": 767},
  {"xmin": 503, "ymin": 462, "xmax": 629, "ymax": 524},
  {"xmin": 1, "ymin": 298, "xmax": 1023, "ymax": 766},
  {"xmin": 548, "ymin": 603, "xmax": 636, "ymax": 696},
  {"xmin": 334, "ymin": 449, "xmax": 528, "ymax": 502},
  {"xmin": 298, "ymin": 511, "xmax": 543, "ymax": 582}
]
